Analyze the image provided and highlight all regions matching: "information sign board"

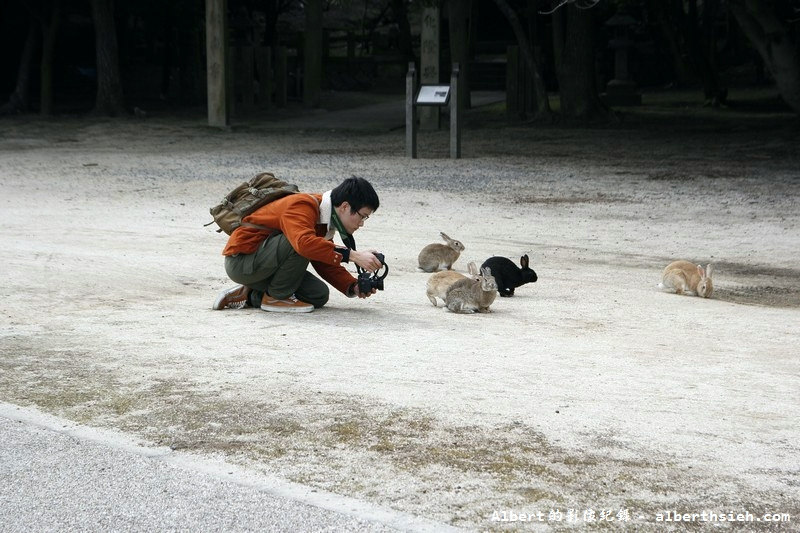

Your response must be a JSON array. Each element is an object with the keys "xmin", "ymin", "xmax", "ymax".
[{"xmin": 416, "ymin": 85, "xmax": 451, "ymax": 106}]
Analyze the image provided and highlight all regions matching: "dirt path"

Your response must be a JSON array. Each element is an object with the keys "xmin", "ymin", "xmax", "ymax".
[{"xmin": 1, "ymin": 108, "xmax": 798, "ymax": 530}]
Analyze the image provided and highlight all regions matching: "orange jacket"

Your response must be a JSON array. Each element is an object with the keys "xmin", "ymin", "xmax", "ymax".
[{"xmin": 222, "ymin": 193, "xmax": 355, "ymax": 295}]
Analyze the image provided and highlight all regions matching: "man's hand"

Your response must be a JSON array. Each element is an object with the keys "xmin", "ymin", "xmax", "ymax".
[
  {"xmin": 348, "ymin": 281, "xmax": 377, "ymax": 299},
  {"xmin": 351, "ymin": 249, "xmax": 383, "ymax": 272},
  {"xmin": 355, "ymin": 285, "xmax": 377, "ymax": 298}
]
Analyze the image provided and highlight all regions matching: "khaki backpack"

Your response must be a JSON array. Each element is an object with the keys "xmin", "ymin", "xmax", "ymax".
[{"xmin": 207, "ymin": 172, "xmax": 299, "ymax": 235}]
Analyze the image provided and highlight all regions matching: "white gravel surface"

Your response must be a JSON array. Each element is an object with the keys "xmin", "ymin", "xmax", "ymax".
[{"xmin": 1, "ymin": 99, "xmax": 799, "ymax": 531}]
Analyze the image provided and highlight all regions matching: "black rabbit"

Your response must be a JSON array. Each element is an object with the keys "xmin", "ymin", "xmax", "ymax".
[{"xmin": 480, "ymin": 254, "xmax": 537, "ymax": 297}]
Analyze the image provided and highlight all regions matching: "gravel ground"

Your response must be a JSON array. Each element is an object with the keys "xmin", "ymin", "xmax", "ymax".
[{"xmin": 1, "ymin": 96, "xmax": 799, "ymax": 531}]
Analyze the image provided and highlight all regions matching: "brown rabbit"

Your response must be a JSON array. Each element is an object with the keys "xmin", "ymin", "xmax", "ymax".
[
  {"xmin": 444, "ymin": 266, "xmax": 498, "ymax": 313},
  {"xmin": 659, "ymin": 260, "xmax": 714, "ymax": 298},
  {"xmin": 425, "ymin": 262, "xmax": 481, "ymax": 306},
  {"xmin": 426, "ymin": 271, "xmax": 468, "ymax": 306},
  {"xmin": 417, "ymin": 232, "xmax": 465, "ymax": 272}
]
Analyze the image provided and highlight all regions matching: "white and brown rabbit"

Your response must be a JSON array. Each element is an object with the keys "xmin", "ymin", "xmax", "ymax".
[
  {"xmin": 418, "ymin": 232, "xmax": 465, "ymax": 272},
  {"xmin": 426, "ymin": 261, "xmax": 481, "ymax": 306},
  {"xmin": 659, "ymin": 260, "xmax": 714, "ymax": 298},
  {"xmin": 444, "ymin": 266, "xmax": 498, "ymax": 313}
]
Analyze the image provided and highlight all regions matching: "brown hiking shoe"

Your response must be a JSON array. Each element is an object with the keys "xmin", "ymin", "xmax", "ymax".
[
  {"xmin": 212, "ymin": 284, "xmax": 252, "ymax": 310},
  {"xmin": 260, "ymin": 294, "xmax": 314, "ymax": 313}
]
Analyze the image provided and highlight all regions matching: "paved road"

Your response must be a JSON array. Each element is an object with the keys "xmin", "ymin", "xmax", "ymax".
[{"xmin": 0, "ymin": 404, "xmax": 460, "ymax": 532}]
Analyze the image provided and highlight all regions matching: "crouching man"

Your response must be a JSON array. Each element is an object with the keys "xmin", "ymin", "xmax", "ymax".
[{"xmin": 213, "ymin": 176, "xmax": 383, "ymax": 313}]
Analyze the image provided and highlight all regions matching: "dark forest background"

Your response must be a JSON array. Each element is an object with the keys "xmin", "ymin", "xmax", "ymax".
[{"xmin": 1, "ymin": 0, "xmax": 798, "ymax": 121}]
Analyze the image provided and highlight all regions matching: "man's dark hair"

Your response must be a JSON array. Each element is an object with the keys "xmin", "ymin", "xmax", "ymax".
[{"xmin": 331, "ymin": 176, "xmax": 379, "ymax": 213}]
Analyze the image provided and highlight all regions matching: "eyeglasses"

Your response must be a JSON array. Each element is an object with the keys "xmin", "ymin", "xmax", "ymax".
[{"xmin": 355, "ymin": 210, "xmax": 370, "ymax": 221}]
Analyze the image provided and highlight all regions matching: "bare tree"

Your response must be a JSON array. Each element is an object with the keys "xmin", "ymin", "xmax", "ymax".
[
  {"xmin": 539, "ymin": 0, "xmax": 599, "ymax": 15},
  {"xmin": 91, "ymin": 0, "xmax": 126, "ymax": 115},
  {"xmin": 448, "ymin": 0, "xmax": 472, "ymax": 110},
  {"xmin": 730, "ymin": 0, "xmax": 800, "ymax": 114},
  {"xmin": 644, "ymin": 0, "xmax": 694, "ymax": 87},
  {"xmin": 20, "ymin": 0, "xmax": 62, "ymax": 115},
  {"xmin": 260, "ymin": 0, "xmax": 299, "ymax": 48},
  {"xmin": 492, "ymin": 0, "xmax": 552, "ymax": 120},
  {"xmin": 551, "ymin": 2, "xmax": 613, "ymax": 121},
  {"xmin": 390, "ymin": 0, "xmax": 415, "ymax": 62},
  {"xmin": 0, "ymin": 19, "xmax": 37, "ymax": 114},
  {"xmin": 683, "ymin": 0, "xmax": 727, "ymax": 105},
  {"xmin": 304, "ymin": 0, "xmax": 323, "ymax": 108}
]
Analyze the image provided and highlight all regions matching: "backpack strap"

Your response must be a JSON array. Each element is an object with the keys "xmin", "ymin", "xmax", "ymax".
[
  {"xmin": 239, "ymin": 221, "xmax": 280, "ymax": 233},
  {"xmin": 205, "ymin": 221, "xmax": 279, "ymax": 234}
]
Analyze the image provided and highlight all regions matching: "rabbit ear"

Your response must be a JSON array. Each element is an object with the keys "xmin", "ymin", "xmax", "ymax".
[
  {"xmin": 481, "ymin": 267, "xmax": 492, "ymax": 277},
  {"xmin": 696, "ymin": 264, "xmax": 706, "ymax": 278},
  {"xmin": 467, "ymin": 261, "xmax": 478, "ymax": 275},
  {"xmin": 440, "ymin": 232, "xmax": 451, "ymax": 242},
  {"xmin": 705, "ymin": 264, "xmax": 713, "ymax": 278},
  {"xmin": 520, "ymin": 255, "xmax": 529, "ymax": 268}
]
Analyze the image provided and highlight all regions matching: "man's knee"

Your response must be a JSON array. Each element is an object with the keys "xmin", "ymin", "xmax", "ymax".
[
  {"xmin": 301, "ymin": 285, "xmax": 329, "ymax": 308},
  {"xmin": 311, "ymin": 289, "xmax": 329, "ymax": 308},
  {"xmin": 295, "ymin": 279, "xmax": 329, "ymax": 308}
]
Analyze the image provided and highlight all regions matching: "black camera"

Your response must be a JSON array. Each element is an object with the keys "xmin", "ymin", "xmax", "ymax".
[{"xmin": 357, "ymin": 252, "xmax": 388, "ymax": 294}]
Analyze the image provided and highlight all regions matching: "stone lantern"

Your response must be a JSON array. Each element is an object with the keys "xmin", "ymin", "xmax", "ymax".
[{"xmin": 601, "ymin": 13, "xmax": 642, "ymax": 106}]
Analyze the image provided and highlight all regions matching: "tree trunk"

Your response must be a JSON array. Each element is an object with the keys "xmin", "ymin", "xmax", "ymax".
[
  {"xmin": 1, "ymin": 20, "xmax": 37, "ymax": 115},
  {"xmin": 645, "ymin": 0, "xmax": 693, "ymax": 86},
  {"xmin": 700, "ymin": 0, "xmax": 724, "ymax": 103},
  {"xmin": 492, "ymin": 0, "xmax": 552, "ymax": 119},
  {"xmin": 303, "ymin": 0, "xmax": 322, "ymax": 108},
  {"xmin": 39, "ymin": 0, "xmax": 61, "ymax": 116},
  {"xmin": 730, "ymin": 0, "xmax": 800, "ymax": 114},
  {"xmin": 553, "ymin": 4, "xmax": 612, "ymax": 121},
  {"xmin": 206, "ymin": 0, "xmax": 229, "ymax": 127},
  {"xmin": 391, "ymin": 0, "xmax": 415, "ymax": 62},
  {"xmin": 178, "ymin": 10, "xmax": 205, "ymax": 105},
  {"xmin": 91, "ymin": 0, "xmax": 126, "ymax": 116},
  {"xmin": 448, "ymin": 0, "xmax": 471, "ymax": 110},
  {"xmin": 159, "ymin": 4, "xmax": 176, "ymax": 100},
  {"xmin": 261, "ymin": 0, "xmax": 279, "ymax": 47},
  {"xmin": 686, "ymin": 0, "xmax": 724, "ymax": 104}
]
